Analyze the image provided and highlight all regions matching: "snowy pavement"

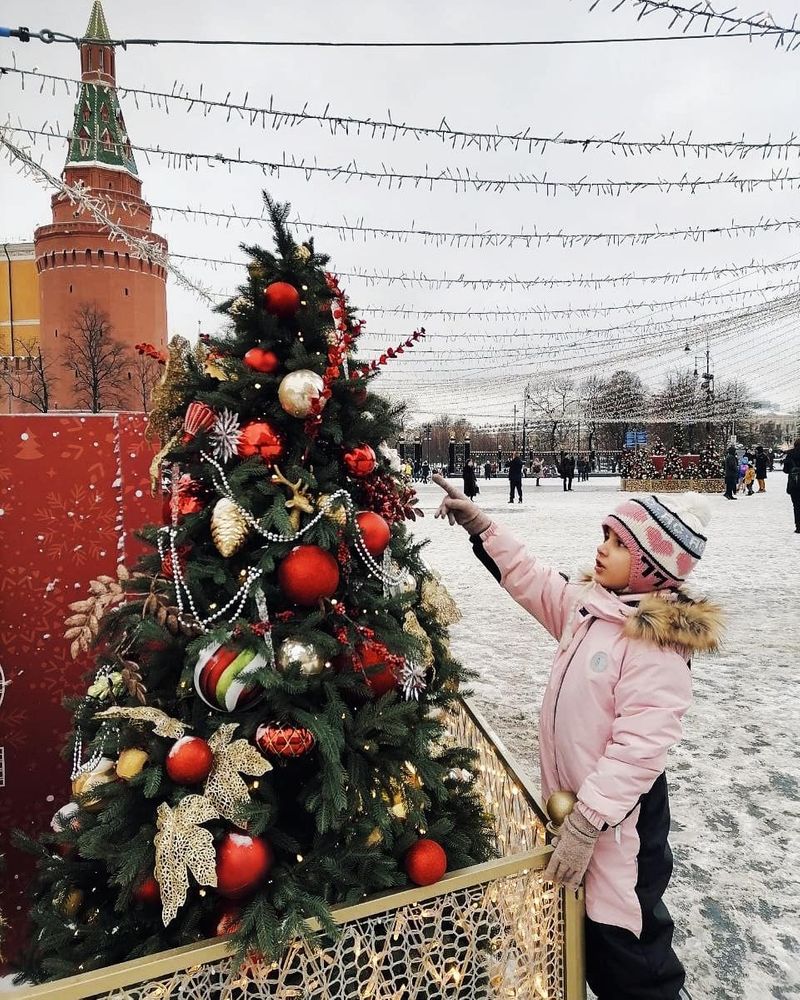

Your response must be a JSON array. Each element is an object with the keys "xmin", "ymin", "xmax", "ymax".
[{"xmin": 411, "ymin": 475, "xmax": 800, "ymax": 1000}]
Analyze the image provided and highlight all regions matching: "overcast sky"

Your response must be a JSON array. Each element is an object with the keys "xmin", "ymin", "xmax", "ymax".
[{"xmin": 1, "ymin": 0, "xmax": 799, "ymax": 421}]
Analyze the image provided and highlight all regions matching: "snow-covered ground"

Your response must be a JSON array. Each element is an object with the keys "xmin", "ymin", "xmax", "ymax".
[{"xmin": 411, "ymin": 474, "xmax": 800, "ymax": 1000}]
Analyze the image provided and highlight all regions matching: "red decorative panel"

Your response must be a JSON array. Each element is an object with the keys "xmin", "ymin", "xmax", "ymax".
[{"xmin": 0, "ymin": 413, "xmax": 160, "ymax": 970}]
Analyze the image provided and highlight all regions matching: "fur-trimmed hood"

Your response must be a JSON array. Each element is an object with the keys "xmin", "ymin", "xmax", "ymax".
[
  {"xmin": 622, "ymin": 591, "xmax": 723, "ymax": 653},
  {"xmin": 575, "ymin": 573, "xmax": 724, "ymax": 653}
]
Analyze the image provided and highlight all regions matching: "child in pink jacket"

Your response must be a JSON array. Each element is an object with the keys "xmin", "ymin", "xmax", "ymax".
[{"xmin": 434, "ymin": 476, "xmax": 722, "ymax": 1000}]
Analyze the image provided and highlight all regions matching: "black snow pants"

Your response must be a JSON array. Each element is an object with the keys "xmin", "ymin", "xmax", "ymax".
[{"xmin": 585, "ymin": 773, "xmax": 686, "ymax": 1000}]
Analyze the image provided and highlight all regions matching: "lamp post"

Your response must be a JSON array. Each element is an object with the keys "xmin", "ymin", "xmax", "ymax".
[
  {"xmin": 424, "ymin": 423, "xmax": 432, "ymax": 464},
  {"xmin": 522, "ymin": 388, "xmax": 531, "ymax": 462}
]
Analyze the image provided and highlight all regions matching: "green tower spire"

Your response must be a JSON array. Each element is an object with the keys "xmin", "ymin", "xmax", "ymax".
[{"xmin": 66, "ymin": 2, "xmax": 138, "ymax": 176}]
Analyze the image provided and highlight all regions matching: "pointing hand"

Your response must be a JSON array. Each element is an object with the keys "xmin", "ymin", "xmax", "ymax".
[{"xmin": 432, "ymin": 474, "xmax": 491, "ymax": 535}]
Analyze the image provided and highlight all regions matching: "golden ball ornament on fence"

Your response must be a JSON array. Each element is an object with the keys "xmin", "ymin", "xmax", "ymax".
[
  {"xmin": 210, "ymin": 498, "xmax": 250, "ymax": 558},
  {"xmin": 57, "ymin": 888, "xmax": 84, "ymax": 920},
  {"xmin": 546, "ymin": 790, "xmax": 577, "ymax": 833},
  {"xmin": 278, "ymin": 370, "xmax": 326, "ymax": 419}
]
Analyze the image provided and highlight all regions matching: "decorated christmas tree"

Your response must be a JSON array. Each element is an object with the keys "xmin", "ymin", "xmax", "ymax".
[
  {"xmin": 662, "ymin": 447, "xmax": 687, "ymax": 480},
  {"xmin": 697, "ymin": 438, "xmax": 723, "ymax": 479},
  {"xmin": 16, "ymin": 196, "xmax": 494, "ymax": 983},
  {"xmin": 621, "ymin": 447, "xmax": 657, "ymax": 480}
]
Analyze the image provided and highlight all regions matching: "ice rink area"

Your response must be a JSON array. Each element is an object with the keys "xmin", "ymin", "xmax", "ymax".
[{"xmin": 412, "ymin": 474, "xmax": 799, "ymax": 1000}]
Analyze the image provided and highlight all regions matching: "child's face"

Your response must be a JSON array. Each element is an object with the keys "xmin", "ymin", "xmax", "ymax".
[{"xmin": 595, "ymin": 527, "xmax": 632, "ymax": 591}]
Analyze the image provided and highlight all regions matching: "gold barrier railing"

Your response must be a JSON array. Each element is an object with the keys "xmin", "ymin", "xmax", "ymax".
[{"xmin": 7, "ymin": 699, "xmax": 585, "ymax": 1000}]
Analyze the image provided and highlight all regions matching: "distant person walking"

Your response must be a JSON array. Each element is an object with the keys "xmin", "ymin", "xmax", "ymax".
[
  {"xmin": 531, "ymin": 456, "xmax": 543, "ymax": 487},
  {"xmin": 421, "ymin": 461, "xmax": 430, "ymax": 483},
  {"xmin": 484, "ymin": 461, "xmax": 492, "ymax": 481},
  {"xmin": 754, "ymin": 446, "xmax": 768, "ymax": 493},
  {"xmin": 783, "ymin": 439, "xmax": 800, "ymax": 532},
  {"xmin": 462, "ymin": 458, "xmax": 479, "ymax": 500},
  {"xmin": 508, "ymin": 451, "xmax": 523, "ymax": 504},
  {"xmin": 724, "ymin": 446, "xmax": 738, "ymax": 500},
  {"xmin": 561, "ymin": 453, "xmax": 576, "ymax": 492}
]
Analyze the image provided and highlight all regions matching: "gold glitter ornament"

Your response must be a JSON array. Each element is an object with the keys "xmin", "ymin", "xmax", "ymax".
[
  {"xmin": 402, "ymin": 611, "xmax": 435, "ymax": 669},
  {"xmin": 71, "ymin": 758, "xmax": 116, "ymax": 811},
  {"xmin": 96, "ymin": 707, "xmax": 188, "ymax": 741},
  {"xmin": 154, "ymin": 795, "xmax": 219, "ymax": 926},
  {"xmin": 365, "ymin": 827, "xmax": 383, "ymax": 846},
  {"xmin": 229, "ymin": 295, "xmax": 248, "ymax": 317},
  {"xmin": 248, "ymin": 261, "xmax": 266, "ymax": 280},
  {"xmin": 57, "ymin": 888, "xmax": 84, "ymax": 920},
  {"xmin": 421, "ymin": 576, "xmax": 462, "ymax": 627},
  {"xmin": 210, "ymin": 498, "xmax": 250, "ymax": 558},
  {"xmin": 294, "ymin": 243, "xmax": 312, "ymax": 262},
  {"xmin": 204, "ymin": 724, "xmax": 272, "ymax": 824},
  {"xmin": 116, "ymin": 748, "xmax": 149, "ymax": 781},
  {"xmin": 317, "ymin": 494, "xmax": 348, "ymax": 527}
]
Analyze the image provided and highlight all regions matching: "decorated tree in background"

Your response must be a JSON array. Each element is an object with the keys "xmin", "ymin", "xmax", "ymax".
[
  {"xmin": 662, "ymin": 447, "xmax": 688, "ymax": 480},
  {"xmin": 621, "ymin": 447, "xmax": 657, "ymax": 480},
  {"xmin": 16, "ymin": 195, "xmax": 493, "ymax": 983},
  {"xmin": 697, "ymin": 438, "xmax": 723, "ymax": 479}
]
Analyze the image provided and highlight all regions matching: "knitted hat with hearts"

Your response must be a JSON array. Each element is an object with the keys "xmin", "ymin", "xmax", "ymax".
[{"xmin": 602, "ymin": 493, "xmax": 710, "ymax": 592}]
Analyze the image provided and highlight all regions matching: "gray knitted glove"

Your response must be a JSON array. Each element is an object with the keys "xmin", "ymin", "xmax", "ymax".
[
  {"xmin": 545, "ymin": 809, "xmax": 602, "ymax": 891},
  {"xmin": 432, "ymin": 474, "xmax": 492, "ymax": 536}
]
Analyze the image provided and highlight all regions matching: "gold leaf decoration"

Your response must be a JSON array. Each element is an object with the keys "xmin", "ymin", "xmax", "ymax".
[
  {"xmin": 421, "ymin": 575, "xmax": 462, "ymax": 627},
  {"xmin": 205, "ymin": 724, "xmax": 272, "ymax": 824},
  {"xmin": 96, "ymin": 706, "xmax": 188, "ymax": 741},
  {"xmin": 146, "ymin": 336, "xmax": 192, "ymax": 445},
  {"xmin": 64, "ymin": 564, "xmax": 131, "ymax": 660},
  {"xmin": 402, "ymin": 611, "xmax": 435, "ymax": 669},
  {"xmin": 154, "ymin": 795, "xmax": 218, "ymax": 925},
  {"xmin": 210, "ymin": 498, "xmax": 250, "ymax": 557}
]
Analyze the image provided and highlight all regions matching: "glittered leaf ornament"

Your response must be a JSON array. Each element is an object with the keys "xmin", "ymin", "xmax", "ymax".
[
  {"xmin": 146, "ymin": 336, "xmax": 192, "ymax": 444},
  {"xmin": 154, "ymin": 795, "xmax": 219, "ymax": 925},
  {"xmin": 204, "ymin": 724, "xmax": 272, "ymax": 823},
  {"xmin": 421, "ymin": 576, "xmax": 462, "ymax": 627},
  {"xmin": 96, "ymin": 707, "xmax": 188, "ymax": 741},
  {"xmin": 211, "ymin": 498, "xmax": 250, "ymax": 558},
  {"xmin": 402, "ymin": 610, "xmax": 435, "ymax": 668}
]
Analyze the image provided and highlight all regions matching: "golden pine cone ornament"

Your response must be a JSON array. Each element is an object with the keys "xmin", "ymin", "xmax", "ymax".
[
  {"xmin": 210, "ymin": 498, "xmax": 249, "ymax": 558},
  {"xmin": 317, "ymin": 494, "xmax": 348, "ymax": 527}
]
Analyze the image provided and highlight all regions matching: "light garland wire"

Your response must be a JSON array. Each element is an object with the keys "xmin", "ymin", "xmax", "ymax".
[
  {"xmin": 13, "ymin": 124, "xmax": 800, "ymax": 196},
  {"xmin": 150, "ymin": 202, "xmax": 800, "ymax": 249},
  {"xmin": 5, "ymin": 63, "xmax": 800, "ymax": 160},
  {"xmin": 0, "ymin": 128, "xmax": 218, "ymax": 307}
]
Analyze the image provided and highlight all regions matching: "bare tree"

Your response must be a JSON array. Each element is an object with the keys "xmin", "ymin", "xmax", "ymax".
[
  {"xmin": 0, "ymin": 337, "xmax": 56, "ymax": 412},
  {"xmin": 650, "ymin": 367, "xmax": 703, "ymax": 450},
  {"xmin": 64, "ymin": 303, "xmax": 130, "ymax": 412},
  {"xmin": 526, "ymin": 376, "xmax": 579, "ymax": 451}
]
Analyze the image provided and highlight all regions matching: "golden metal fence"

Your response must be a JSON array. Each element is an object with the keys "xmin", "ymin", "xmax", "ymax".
[{"xmin": 8, "ymin": 700, "xmax": 585, "ymax": 1000}]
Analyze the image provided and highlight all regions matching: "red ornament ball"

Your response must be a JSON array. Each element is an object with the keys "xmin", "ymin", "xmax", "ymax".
[
  {"xmin": 256, "ymin": 722, "xmax": 316, "ymax": 759},
  {"xmin": 355, "ymin": 511, "xmax": 391, "ymax": 559},
  {"xmin": 132, "ymin": 875, "xmax": 161, "ymax": 906},
  {"xmin": 350, "ymin": 386, "xmax": 368, "ymax": 406},
  {"xmin": 216, "ymin": 831, "xmax": 273, "ymax": 899},
  {"xmin": 404, "ymin": 839, "xmax": 448, "ymax": 887},
  {"xmin": 278, "ymin": 545, "xmax": 340, "ymax": 606},
  {"xmin": 354, "ymin": 640, "xmax": 401, "ymax": 697},
  {"xmin": 215, "ymin": 904, "xmax": 242, "ymax": 937},
  {"xmin": 263, "ymin": 282, "xmax": 301, "ymax": 319},
  {"xmin": 237, "ymin": 420, "xmax": 285, "ymax": 463},
  {"xmin": 243, "ymin": 347, "xmax": 280, "ymax": 374},
  {"xmin": 343, "ymin": 444, "xmax": 377, "ymax": 478},
  {"xmin": 165, "ymin": 736, "xmax": 214, "ymax": 785},
  {"xmin": 161, "ymin": 544, "xmax": 190, "ymax": 580}
]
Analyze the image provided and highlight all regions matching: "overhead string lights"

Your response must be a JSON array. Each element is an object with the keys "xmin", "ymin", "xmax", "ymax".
[
  {"xmin": 172, "ymin": 250, "xmax": 800, "ymax": 290},
  {"xmin": 10, "ymin": 124, "xmax": 800, "ymax": 196},
  {"xmin": 594, "ymin": 0, "xmax": 800, "ymax": 51},
  {"xmin": 4, "ymin": 64, "xmax": 800, "ymax": 160},
  {"xmin": 148, "ymin": 202, "xmax": 800, "ymax": 249}
]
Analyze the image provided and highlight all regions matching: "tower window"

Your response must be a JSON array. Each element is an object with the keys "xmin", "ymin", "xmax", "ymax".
[
  {"xmin": 69, "ymin": 284, "xmax": 73, "ymax": 293},
  {"xmin": 54, "ymin": 329, "xmax": 58, "ymax": 338},
  {"xmin": 124, "ymin": 288, "xmax": 129, "ymax": 296}
]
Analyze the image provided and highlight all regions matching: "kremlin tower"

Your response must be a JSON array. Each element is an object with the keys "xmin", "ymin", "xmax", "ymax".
[{"xmin": 34, "ymin": 1, "xmax": 168, "ymax": 411}]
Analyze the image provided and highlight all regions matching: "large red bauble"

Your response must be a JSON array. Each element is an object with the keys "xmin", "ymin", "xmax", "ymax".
[
  {"xmin": 355, "ymin": 640, "xmax": 400, "ymax": 697},
  {"xmin": 243, "ymin": 347, "xmax": 280, "ymax": 374},
  {"xmin": 256, "ymin": 721, "xmax": 316, "ymax": 759},
  {"xmin": 343, "ymin": 444, "xmax": 377, "ymax": 478},
  {"xmin": 165, "ymin": 736, "xmax": 214, "ymax": 785},
  {"xmin": 237, "ymin": 420, "xmax": 285, "ymax": 463},
  {"xmin": 355, "ymin": 511, "xmax": 391, "ymax": 558},
  {"xmin": 132, "ymin": 876, "xmax": 161, "ymax": 905},
  {"xmin": 216, "ymin": 831, "xmax": 273, "ymax": 899},
  {"xmin": 404, "ymin": 839, "xmax": 448, "ymax": 887},
  {"xmin": 278, "ymin": 546, "xmax": 340, "ymax": 606},
  {"xmin": 263, "ymin": 282, "xmax": 301, "ymax": 318}
]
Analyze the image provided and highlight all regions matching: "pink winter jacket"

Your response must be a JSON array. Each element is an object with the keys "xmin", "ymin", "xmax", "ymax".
[{"xmin": 478, "ymin": 522, "xmax": 722, "ymax": 935}]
